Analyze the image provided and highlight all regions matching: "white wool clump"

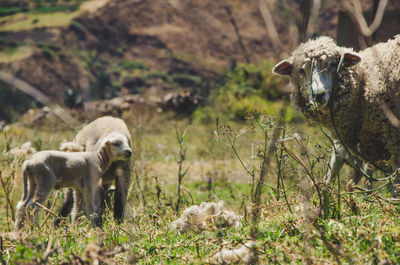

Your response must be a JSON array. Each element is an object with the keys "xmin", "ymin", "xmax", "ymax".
[
  {"xmin": 171, "ymin": 201, "xmax": 241, "ymax": 233},
  {"xmin": 209, "ymin": 241, "xmax": 257, "ymax": 264},
  {"xmin": 9, "ymin": 142, "xmax": 36, "ymax": 158},
  {"xmin": 59, "ymin": 140, "xmax": 84, "ymax": 152}
]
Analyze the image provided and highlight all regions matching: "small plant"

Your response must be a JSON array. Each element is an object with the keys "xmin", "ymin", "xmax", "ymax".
[
  {"xmin": 216, "ymin": 107, "xmax": 289, "ymax": 238},
  {"xmin": 118, "ymin": 60, "xmax": 149, "ymax": 71},
  {"xmin": 64, "ymin": 89, "xmax": 83, "ymax": 108},
  {"xmin": 69, "ymin": 20, "xmax": 86, "ymax": 39},
  {"xmin": 169, "ymin": 126, "xmax": 189, "ymax": 214}
]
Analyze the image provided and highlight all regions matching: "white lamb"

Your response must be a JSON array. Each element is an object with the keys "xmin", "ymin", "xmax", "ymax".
[{"xmin": 14, "ymin": 132, "xmax": 132, "ymax": 230}]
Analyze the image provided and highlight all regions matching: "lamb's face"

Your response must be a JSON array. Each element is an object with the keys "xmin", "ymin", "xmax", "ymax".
[
  {"xmin": 273, "ymin": 36, "xmax": 361, "ymax": 111},
  {"xmin": 103, "ymin": 132, "xmax": 132, "ymax": 160}
]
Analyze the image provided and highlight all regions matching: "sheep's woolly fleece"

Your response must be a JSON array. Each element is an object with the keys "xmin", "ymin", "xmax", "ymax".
[
  {"xmin": 170, "ymin": 201, "xmax": 240, "ymax": 233},
  {"xmin": 209, "ymin": 241, "xmax": 257, "ymax": 264},
  {"xmin": 59, "ymin": 140, "xmax": 84, "ymax": 152},
  {"xmin": 279, "ymin": 35, "xmax": 400, "ymax": 164}
]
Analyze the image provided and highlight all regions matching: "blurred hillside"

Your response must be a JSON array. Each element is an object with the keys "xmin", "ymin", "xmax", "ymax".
[{"xmin": 0, "ymin": 0, "xmax": 399, "ymax": 122}]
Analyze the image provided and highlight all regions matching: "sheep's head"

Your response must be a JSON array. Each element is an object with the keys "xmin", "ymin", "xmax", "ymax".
[
  {"xmin": 273, "ymin": 36, "xmax": 361, "ymax": 110},
  {"xmin": 102, "ymin": 132, "xmax": 132, "ymax": 160}
]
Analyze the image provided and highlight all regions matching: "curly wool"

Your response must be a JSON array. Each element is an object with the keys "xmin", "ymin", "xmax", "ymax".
[
  {"xmin": 171, "ymin": 201, "xmax": 241, "ymax": 233},
  {"xmin": 59, "ymin": 140, "xmax": 84, "ymax": 152},
  {"xmin": 209, "ymin": 241, "xmax": 257, "ymax": 264},
  {"xmin": 288, "ymin": 35, "xmax": 400, "ymax": 164}
]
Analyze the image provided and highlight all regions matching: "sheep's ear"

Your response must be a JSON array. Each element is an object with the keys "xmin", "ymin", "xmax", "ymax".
[
  {"xmin": 343, "ymin": 52, "xmax": 361, "ymax": 67},
  {"xmin": 273, "ymin": 60, "xmax": 293, "ymax": 76}
]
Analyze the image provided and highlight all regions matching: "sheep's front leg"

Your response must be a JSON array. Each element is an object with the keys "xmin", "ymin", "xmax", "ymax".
[
  {"xmin": 72, "ymin": 190, "xmax": 83, "ymax": 223},
  {"xmin": 33, "ymin": 174, "xmax": 55, "ymax": 227},
  {"xmin": 114, "ymin": 161, "xmax": 131, "ymax": 223},
  {"xmin": 323, "ymin": 142, "xmax": 346, "ymax": 185},
  {"xmin": 391, "ymin": 157, "xmax": 400, "ymax": 196}
]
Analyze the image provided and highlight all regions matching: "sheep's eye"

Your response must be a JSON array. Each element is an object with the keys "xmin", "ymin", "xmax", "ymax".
[
  {"xmin": 112, "ymin": 142, "xmax": 121, "ymax": 147},
  {"xmin": 299, "ymin": 68, "xmax": 306, "ymax": 78}
]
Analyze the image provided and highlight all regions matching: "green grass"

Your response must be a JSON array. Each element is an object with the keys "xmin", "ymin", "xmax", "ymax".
[
  {"xmin": 0, "ymin": 46, "xmax": 34, "ymax": 63},
  {"xmin": 0, "ymin": 11, "xmax": 81, "ymax": 31},
  {"xmin": 0, "ymin": 0, "xmax": 106, "ymax": 32},
  {"xmin": 0, "ymin": 109, "xmax": 398, "ymax": 264}
]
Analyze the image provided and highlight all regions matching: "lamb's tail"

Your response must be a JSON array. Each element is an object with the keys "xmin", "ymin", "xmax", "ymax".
[
  {"xmin": 21, "ymin": 162, "xmax": 36, "ymax": 207},
  {"xmin": 21, "ymin": 162, "xmax": 29, "ymax": 202}
]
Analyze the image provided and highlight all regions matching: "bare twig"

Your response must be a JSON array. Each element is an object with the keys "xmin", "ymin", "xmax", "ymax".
[
  {"xmin": 41, "ymin": 232, "xmax": 55, "ymax": 262},
  {"xmin": 0, "ymin": 236, "xmax": 6, "ymax": 265},
  {"xmin": 224, "ymin": 5, "xmax": 251, "ymax": 63},
  {"xmin": 340, "ymin": 0, "xmax": 388, "ymax": 37},
  {"xmin": 258, "ymin": 0, "xmax": 282, "ymax": 53},
  {"xmin": 40, "ymin": 190, "xmax": 59, "ymax": 227},
  {"xmin": 182, "ymin": 187, "xmax": 194, "ymax": 206},
  {"xmin": 135, "ymin": 170, "xmax": 146, "ymax": 207},
  {"xmin": 174, "ymin": 126, "xmax": 189, "ymax": 214},
  {"xmin": 300, "ymin": 0, "xmax": 313, "ymax": 42},
  {"xmin": 34, "ymin": 202, "xmax": 58, "ymax": 218},
  {"xmin": 313, "ymin": 222, "xmax": 345, "ymax": 264},
  {"xmin": 0, "ymin": 172, "xmax": 15, "ymax": 221},
  {"xmin": 253, "ymin": 108, "xmax": 285, "ymax": 222}
]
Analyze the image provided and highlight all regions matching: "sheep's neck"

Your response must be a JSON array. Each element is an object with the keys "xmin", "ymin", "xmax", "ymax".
[{"xmin": 97, "ymin": 145, "xmax": 113, "ymax": 172}]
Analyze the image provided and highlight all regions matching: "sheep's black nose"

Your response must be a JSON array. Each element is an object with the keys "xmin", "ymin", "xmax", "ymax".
[
  {"xmin": 315, "ymin": 93, "xmax": 327, "ymax": 105},
  {"xmin": 124, "ymin": 150, "xmax": 132, "ymax": 158}
]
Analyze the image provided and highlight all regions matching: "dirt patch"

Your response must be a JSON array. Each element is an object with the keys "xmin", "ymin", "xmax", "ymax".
[{"xmin": 4, "ymin": 51, "xmax": 92, "ymax": 102}]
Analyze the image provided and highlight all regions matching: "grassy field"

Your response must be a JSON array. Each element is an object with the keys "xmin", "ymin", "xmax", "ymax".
[
  {"xmin": 0, "ymin": 107, "xmax": 399, "ymax": 264},
  {"xmin": 0, "ymin": 0, "xmax": 109, "ymax": 32}
]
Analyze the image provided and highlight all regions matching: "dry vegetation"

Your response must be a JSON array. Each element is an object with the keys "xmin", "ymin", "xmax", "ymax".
[
  {"xmin": 1, "ymin": 0, "xmax": 400, "ymax": 264},
  {"xmin": 1, "ymin": 108, "xmax": 400, "ymax": 264}
]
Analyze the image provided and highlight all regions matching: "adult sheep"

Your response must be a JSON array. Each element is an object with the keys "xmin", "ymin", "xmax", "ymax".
[
  {"xmin": 273, "ymin": 35, "xmax": 400, "ymax": 186},
  {"xmin": 56, "ymin": 116, "xmax": 133, "ymax": 224}
]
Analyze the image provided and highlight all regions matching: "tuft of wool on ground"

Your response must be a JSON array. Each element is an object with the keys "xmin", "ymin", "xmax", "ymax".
[
  {"xmin": 209, "ymin": 241, "xmax": 257, "ymax": 264},
  {"xmin": 171, "ymin": 201, "xmax": 240, "ymax": 233}
]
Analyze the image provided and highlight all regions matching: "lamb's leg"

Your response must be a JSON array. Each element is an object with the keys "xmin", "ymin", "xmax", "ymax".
[
  {"xmin": 323, "ymin": 142, "xmax": 346, "ymax": 185},
  {"xmin": 33, "ymin": 173, "xmax": 55, "ymax": 227},
  {"xmin": 83, "ymin": 188, "xmax": 103, "ymax": 227},
  {"xmin": 114, "ymin": 161, "xmax": 131, "ymax": 223},
  {"xmin": 83, "ymin": 172, "xmax": 103, "ymax": 227},
  {"xmin": 54, "ymin": 188, "xmax": 74, "ymax": 227}
]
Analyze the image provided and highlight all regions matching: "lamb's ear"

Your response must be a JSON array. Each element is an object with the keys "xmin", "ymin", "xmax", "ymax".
[
  {"xmin": 273, "ymin": 60, "xmax": 293, "ymax": 76},
  {"xmin": 343, "ymin": 52, "xmax": 361, "ymax": 67}
]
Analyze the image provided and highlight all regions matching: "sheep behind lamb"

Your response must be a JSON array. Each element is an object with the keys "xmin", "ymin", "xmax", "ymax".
[
  {"xmin": 14, "ymin": 132, "xmax": 132, "ymax": 230},
  {"xmin": 56, "ymin": 116, "xmax": 132, "ymax": 225},
  {"xmin": 273, "ymin": 35, "xmax": 400, "ymax": 186}
]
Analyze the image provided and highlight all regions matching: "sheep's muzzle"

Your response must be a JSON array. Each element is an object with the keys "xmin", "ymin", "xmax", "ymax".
[
  {"xmin": 123, "ymin": 149, "xmax": 132, "ymax": 158},
  {"xmin": 306, "ymin": 65, "xmax": 335, "ymax": 108}
]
